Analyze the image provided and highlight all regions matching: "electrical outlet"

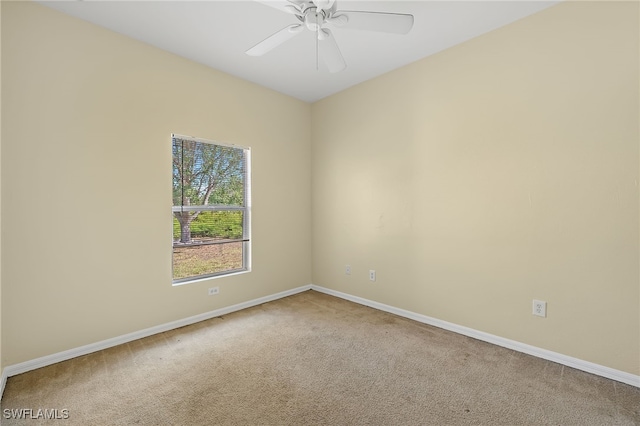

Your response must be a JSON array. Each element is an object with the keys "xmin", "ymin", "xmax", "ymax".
[
  {"xmin": 533, "ymin": 300, "xmax": 546, "ymax": 317},
  {"xmin": 208, "ymin": 287, "xmax": 219, "ymax": 296},
  {"xmin": 369, "ymin": 270, "xmax": 376, "ymax": 282},
  {"xmin": 345, "ymin": 265, "xmax": 351, "ymax": 275}
]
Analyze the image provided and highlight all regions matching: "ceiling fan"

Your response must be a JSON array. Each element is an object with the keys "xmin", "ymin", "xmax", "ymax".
[{"xmin": 246, "ymin": 0, "xmax": 414, "ymax": 73}]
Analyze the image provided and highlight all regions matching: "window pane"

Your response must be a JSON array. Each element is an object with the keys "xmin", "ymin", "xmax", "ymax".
[
  {"xmin": 173, "ymin": 139, "xmax": 246, "ymax": 208},
  {"xmin": 172, "ymin": 135, "xmax": 250, "ymax": 283},
  {"xmin": 172, "ymin": 210, "xmax": 246, "ymax": 281},
  {"xmin": 173, "ymin": 241, "xmax": 243, "ymax": 281}
]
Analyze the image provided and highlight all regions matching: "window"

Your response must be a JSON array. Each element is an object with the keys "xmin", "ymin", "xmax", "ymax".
[{"xmin": 172, "ymin": 134, "xmax": 251, "ymax": 283}]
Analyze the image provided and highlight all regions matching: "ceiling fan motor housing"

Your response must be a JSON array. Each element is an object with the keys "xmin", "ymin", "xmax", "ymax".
[
  {"xmin": 302, "ymin": 7, "xmax": 324, "ymax": 31},
  {"xmin": 297, "ymin": 4, "xmax": 347, "ymax": 37}
]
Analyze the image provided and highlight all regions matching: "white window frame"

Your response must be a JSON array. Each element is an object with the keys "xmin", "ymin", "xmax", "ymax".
[{"xmin": 171, "ymin": 133, "xmax": 251, "ymax": 285}]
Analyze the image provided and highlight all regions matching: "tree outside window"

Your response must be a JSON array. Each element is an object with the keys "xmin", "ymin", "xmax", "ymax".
[{"xmin": 172, "ymin": 135, "xmax": 250, "ymax": 283}]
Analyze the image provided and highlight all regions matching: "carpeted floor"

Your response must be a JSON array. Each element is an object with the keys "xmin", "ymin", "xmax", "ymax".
[{"xmin": 2, "ymin": 290, "xmax": 639, "ymax": 425}]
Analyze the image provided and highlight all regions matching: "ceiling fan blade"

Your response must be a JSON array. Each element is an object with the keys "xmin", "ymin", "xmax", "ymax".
[
  {"xmin": 253, "ymin": 0, "xmax": 303, "ymax": 15},
  {"xmin": 319, "ymin": 29, "xmax": 346, "ymax": 73},
  {"xmin": 246, "ymin": 24, "xmax": 303, "ymax": 56},
  {"xmin": 336, "ymin": 11, "xmax": 414, "ymax": 34},
  {"xmin": 312, "ymin": 0, "xmax": 335, "ymax": 11}
]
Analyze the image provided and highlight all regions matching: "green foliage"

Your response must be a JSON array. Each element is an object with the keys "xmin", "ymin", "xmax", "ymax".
[{"xmin": 173, "ymin": 211, "xmax": 243, "ymax": 240}]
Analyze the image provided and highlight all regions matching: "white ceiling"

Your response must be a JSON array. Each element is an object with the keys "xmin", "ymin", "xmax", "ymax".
[{"xmin": 40, "ymin": 0, "xmax": 559, "ymax": 103}]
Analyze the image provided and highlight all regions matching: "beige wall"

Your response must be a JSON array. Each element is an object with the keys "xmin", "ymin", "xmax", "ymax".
[
  {"xmin": 312, "ymin": 1, "xmax": 639, "ymax": 375},
  {"xmin": 1, "ymin": 2, "xmax": 311, "ymax": 366}
]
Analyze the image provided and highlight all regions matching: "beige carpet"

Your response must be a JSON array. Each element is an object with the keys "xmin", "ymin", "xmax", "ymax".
[{"xmin": 2, "ymin": 290, "xmax": 639, "ymax": 425}]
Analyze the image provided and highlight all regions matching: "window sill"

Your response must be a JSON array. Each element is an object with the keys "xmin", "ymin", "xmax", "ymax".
[{"xmin": 172, "ymin": 268, "xmax": 251, "ymax": 287}]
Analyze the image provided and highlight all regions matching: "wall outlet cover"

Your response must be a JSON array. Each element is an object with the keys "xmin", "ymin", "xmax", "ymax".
[{"xmin": 533, "ymin": 299, "xmax": 546, "ymax": 317}]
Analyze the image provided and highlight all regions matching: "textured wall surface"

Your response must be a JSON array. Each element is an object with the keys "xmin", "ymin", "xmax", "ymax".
[{"xmin": 311, "ymin": 1, "xmax": 639, "ymax": 375}]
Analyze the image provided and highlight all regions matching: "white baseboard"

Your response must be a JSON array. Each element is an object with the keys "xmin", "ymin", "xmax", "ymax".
[
  {"xmin": 310, "ymin": 284, "xmax": 640, "ymax": 388},
  {"xmin": 0, "ymin": 368, "xmax": 7, "ymax": 400},
  {"xmin": 1, "ymin": 284, "xmax": 312, "ymax": 401}
]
